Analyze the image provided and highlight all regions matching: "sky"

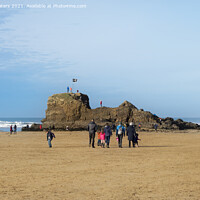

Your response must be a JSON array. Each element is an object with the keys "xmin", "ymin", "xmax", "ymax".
[{"xmin": 0, "ymin": 0, "xmax": 200, "ymax": 118}]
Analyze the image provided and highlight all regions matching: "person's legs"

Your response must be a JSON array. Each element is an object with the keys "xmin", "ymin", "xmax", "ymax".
[
  {"xmin": 120, "ymin": 135, "xmax": 123, "ymax": 148},
  {"xmin": 48, "ymin": 139, "xmax": 52, "ymax": 148},
  {"xmin": 97, "ymin": 139, "xmax": 100, "ymax": 146},
  {"xmin": 89, "ymin": 133, "xmax": 92, "ymax": 147},
  {"xmin": 106, "ymin": 136, "xmax": 110, "ymax": 148},
  {"xmin": 101, "ymin": 140, "xmax": 105, "ymax": 148},
  {"xmin": 129, "ymin": 140, "xmax": 131, "ymax": 148},
  {"xmin": 118, "ymin": 135, "xmax": 120, "ymax": 147},
  {"xmin": 132, "ymin": 140, "xmax": 135, "ymax": 147},
  {"xmin": 92, "ymin": 133, "xmax": 95, "ymax": 148}
]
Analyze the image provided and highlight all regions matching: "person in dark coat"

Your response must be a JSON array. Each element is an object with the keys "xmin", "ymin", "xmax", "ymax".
[
  {"xmin": 126, "ymin": 122, "xmax": 136, "ymax": 148},
  {"xmin": 104, "ymin": 123, "xmax": 112, "ymax": 148},
  {"xmin": 111, "ymin": 124, "xmax": 116, "ymax": 131},
  {"xmin": 47, "ymin": 129, "xmax": 56, "ymax": 148},
  {"xmin": 14, "ymin": 125, "xmax": 17, "ymax": 134},
  {"xmin": 87, "ymin": 119, "xmax": 98, "ymax": 148}
]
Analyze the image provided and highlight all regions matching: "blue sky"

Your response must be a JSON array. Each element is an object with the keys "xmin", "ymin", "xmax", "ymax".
[{"xmin": 0, "ymin": 0, "xmax": 200, "ymax": 118}]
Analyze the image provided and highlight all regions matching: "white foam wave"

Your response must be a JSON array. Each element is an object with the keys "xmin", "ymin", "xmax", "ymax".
[{"xmin": 0, "ymin": 121, "xmax": 37, "ymax": 128}]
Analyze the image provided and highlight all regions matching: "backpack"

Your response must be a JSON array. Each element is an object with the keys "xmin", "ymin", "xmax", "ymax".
[{"xmin": 118, "ymin": 126, "xmax": 123, "ymax": 135}]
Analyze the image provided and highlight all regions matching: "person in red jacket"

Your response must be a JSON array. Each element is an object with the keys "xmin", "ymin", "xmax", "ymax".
[
  {"xmin": 100, "ymin": 100, "xmax": 102, "ymax": 107},
  {"xmin": 10, "ymin": 125, "xmax": 13, "ymax": 135}
]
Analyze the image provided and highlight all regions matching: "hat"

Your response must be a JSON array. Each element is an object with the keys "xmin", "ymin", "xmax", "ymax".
[{"xmin": 129, "ymin": 122, "xmax": 133, "ymax": 126}]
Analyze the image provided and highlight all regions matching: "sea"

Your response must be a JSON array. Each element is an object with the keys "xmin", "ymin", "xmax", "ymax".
[{"xmin": 0, "ymin": 117, "xmax": 43, "ymax": 132}]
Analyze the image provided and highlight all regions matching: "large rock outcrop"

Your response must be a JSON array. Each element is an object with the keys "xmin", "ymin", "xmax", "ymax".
[{"xmin": 42, "ymin": 93, "xmax": 200, "ymax": 131}]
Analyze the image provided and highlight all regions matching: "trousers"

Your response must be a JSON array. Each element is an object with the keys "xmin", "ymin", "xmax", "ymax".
[
  {"xmin": 48, "ymin": 139, "xmax": 52, "ymax": 148},
  {"xmin": 118, "ymin": 134, "xmax": 123, "ymax": 147},
  {"xmin": 89, "ymin": 133, "xmax": 95, "ymax": 147}
]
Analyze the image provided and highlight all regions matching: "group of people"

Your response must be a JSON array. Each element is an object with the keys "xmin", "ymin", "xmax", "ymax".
[
  {"xmin": 10, "ymin": 125, "xmax": 17, "ymax": 134},
  {"xmin": 45, "ymin": 120, "xmax": 140, "ymax": 149},
  {"xmin": 87, "ymin": 120, "xmax": 140, "ymax": 148}
]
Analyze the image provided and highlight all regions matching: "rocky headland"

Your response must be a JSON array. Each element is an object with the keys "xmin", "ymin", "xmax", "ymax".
[{"xmin": 41, "ymin": 93, "xmax": 200, "ymax": 131}]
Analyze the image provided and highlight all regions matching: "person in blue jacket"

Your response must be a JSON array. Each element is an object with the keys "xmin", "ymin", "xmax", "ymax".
[
  {"xmin": 116, "ymin": 122, "xmax": 126, "ymax": 148},
  {"xmin": 104, "ymin": 123, "xmax": 112, "ymax": 148}
]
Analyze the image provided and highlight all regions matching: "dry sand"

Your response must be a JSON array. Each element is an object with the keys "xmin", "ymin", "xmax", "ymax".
[{"xmin": 0, "ymin": 130, "xmax": 200, "ymax": 200}]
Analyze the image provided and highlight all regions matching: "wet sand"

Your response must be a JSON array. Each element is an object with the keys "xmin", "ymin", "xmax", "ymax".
[{"xmin": 0, "ymin": 130, "xmax": 200, "ymax": 200}]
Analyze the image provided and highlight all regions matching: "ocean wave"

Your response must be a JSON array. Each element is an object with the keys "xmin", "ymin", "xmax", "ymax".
[{"xmin": 0, "ymin": 120, "xmax": 38, "ymax": 128}]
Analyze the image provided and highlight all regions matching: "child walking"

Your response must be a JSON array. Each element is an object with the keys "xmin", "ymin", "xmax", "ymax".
[
  {"xmin": 100, "ymin": 129, "xmax": 105, "ymax": 148},
  {"xmin": 97, "ymin": 130, "xmax": 101, "ymax": 146}
]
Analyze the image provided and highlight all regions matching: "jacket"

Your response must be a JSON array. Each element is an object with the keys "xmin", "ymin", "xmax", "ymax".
[
  {"xmin": 116, "ymin": 125, "xmax": 125, "ymax": 136},
  {"xmin": 87, "ymin": 121, "xmax": 97, "ymax": 134},
  {"xmin": 47, "ymin": 131, "xmax": 55, "ymax": 141},
  {"xmin": 104, "ymin": 125, "xmax": 112, "ymax": 137},
  {"xmin": 126, "ymin": 125, "xmax": 136, "ymax": 141}
]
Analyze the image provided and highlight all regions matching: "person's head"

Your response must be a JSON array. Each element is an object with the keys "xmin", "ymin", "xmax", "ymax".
[
  {"xmin": 91, "ymin": 119, "xmax": 94, "ymax": 122},
  {"xmin": 105, "ymin": 123, "xmax": 109, "ymax": 127},
  {"xmin": 119, "ymin": 122, "xmax": 122, "ymax": 126},
  {"xmin": 129, "ymin": 122, "xmax": 133, "ymax": 126}
]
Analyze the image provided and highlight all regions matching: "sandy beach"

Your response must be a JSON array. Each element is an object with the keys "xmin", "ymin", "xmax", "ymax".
[{"xmin": 0, "ymin": 130, "xmax": 200, "ymax": 200}]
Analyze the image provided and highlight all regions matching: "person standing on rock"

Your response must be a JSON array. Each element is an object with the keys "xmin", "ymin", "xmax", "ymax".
[
  {"xmin": 67, "ymin": 86, "xmax": 69, "ymax": 93},
  {"xmin": 47, "ymin": 129, "xmax": 56, "ymax": 148},
  {"xmin": 100, "ymin": 100, "xmax": 102, "ymax": 107},
  {"xmin": 87, "ymin": 119, "xmax": 98, "ymax": 148},
  {"xmin": 126, "ymin": 122, "xmax": 136, "ymax": 148},
  {"xmin": 104, "ymin": 123, "xmax": 112, "ymax": 148},
  {"xmin": 116, "ymin": 122, "xmax": 125, "ymax": 148}
]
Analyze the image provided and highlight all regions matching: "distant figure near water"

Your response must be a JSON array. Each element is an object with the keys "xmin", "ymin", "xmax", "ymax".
[
  {"xmin": 67, "ymin": 86, "xmax": 69, "ymax": 93},
  {"xmin": 47, "ymin": 129, "xmax": 56, "ymax": 148},
  {"xmin": 87, "ymin": 119, "xmax": 98, "ymax": 148},
  {"xmin": 14, "ymin": 125, "xmax": 17, "ymax": 134},
  {"xmin": 10, "ymin": 125, "xmax": 13, "ymax": 135}
]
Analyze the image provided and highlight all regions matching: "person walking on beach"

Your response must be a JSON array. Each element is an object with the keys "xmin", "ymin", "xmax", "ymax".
[
  {"xmin": 116, "ymin": 122, "xmax": 125, "ymax": 148},
  {"xmin": 126, "ymin": 122, "xmax": 136, "ymax": 148},
  {"xmin": 104, "ymin": 123, "xmax": 112, "ymax": 148},
  {"xmin": 10, "ymin": 125, "xmax": 13, "ymax": 135},
  {"xmin": 14, "ymin": 125, "xmax": 17, "ymax": 134},
  {"xmin": 70, "ymin": 87, "xmax": 72, "ymax": 93},
  {"xmin": 100, "ymin": 129, "xmax": 105, "ymax": 148},
  {"xmin": 87, "ymin": 119, "xmax": 98, "ymax": 148},
  {"xmin": 47, "ymin": 129, "xmax": 56, "ymax": 148},
  {"xmin": 97, "ymin": 130, "xmax": 101, "ymax": 146},
  {"xmin": 112, "ymin": 124, "xmax": 116, "ymax": 131},
  {"xmin": 67, "ymin": 86, "xmax": 69, "ymax": 93}
]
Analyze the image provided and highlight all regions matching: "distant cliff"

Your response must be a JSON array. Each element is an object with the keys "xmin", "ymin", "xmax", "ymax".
[{"xmin": 41, "ymin": 93, "xmax": 200, "ymax": 131}]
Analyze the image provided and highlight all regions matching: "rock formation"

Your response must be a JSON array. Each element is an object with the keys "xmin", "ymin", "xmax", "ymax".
[{"xmin": 41, "ymin": 93, "xmax": 200, "ymax": 131}]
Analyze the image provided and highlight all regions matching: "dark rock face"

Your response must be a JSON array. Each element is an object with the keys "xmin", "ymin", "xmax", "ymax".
[
  {"xmin": 41, "ymin": 93, "xmax": 200, "ymax": 131},
  {"xmin": 22, "ymin": 123, "xmax": 43, "ymax": 131}
]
